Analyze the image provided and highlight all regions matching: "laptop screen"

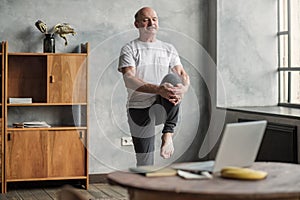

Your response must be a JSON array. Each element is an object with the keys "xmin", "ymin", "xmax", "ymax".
[{"xmin": 213, "ymin": 120, "xmax": 267, "ymax": 172}]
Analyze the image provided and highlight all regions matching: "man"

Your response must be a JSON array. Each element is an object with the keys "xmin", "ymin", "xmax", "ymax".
[{"xmin": 118, "ymin": 7, "xmax": 190, "ymax": 166}]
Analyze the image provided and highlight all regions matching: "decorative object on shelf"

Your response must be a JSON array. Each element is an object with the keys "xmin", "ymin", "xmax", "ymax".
[
  {"xmin": 43, "ymin": 33, "xmax": 55, "ymax": 53},
  {"xmin": 35, "ymin": 20, "xmax": 76, "ymax": 48},
  {"xmin": 35, "ymin": 20, "xmax": 47, "ymax": 33},
  {"xmin": 53, "ymin": 23, "xmax": 76, "ymax": 46}
]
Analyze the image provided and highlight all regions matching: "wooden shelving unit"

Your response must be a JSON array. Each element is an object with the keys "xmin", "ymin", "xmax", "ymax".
[
  {"xmin": 0, "ymin": 41, "xmax": 89, "ymax": 193},
  {"xmin": 0, "ymin": 41, "xmax": 7, "ymax": 193}
]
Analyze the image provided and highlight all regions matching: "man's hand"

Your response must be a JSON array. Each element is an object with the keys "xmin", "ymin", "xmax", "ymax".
[
  {"xmin": 158, "ymin": 83, "xmax": 187, "ymax": 106},
  {"xmin": 158, "ymin": 83, "xmax": 175, "ymax": 100},
  {"xmin": 170, "ymin": 83, "xmax": 187, "ymax": 105}
]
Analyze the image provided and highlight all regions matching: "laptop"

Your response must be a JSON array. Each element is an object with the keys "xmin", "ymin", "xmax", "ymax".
[{"xmin": 172, "ymin": 120, "xmax": 267, "ymax": 173}]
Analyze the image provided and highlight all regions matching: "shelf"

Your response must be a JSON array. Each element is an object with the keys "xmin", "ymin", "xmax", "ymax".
[
  {"xmin": 7, "ymin": 176, "xmax": 88, "ymax": 182},
  {"xmin": 8, "ymin": 55, "xmax": 47, "ymax": 102},
  {"xmin": 2, "ymin": 42, "xmax": 90, "ymax": 193},
  {"xmin": 8, "ymin": 53, "xmax": 46, "ymax": 56},
  {"xmin": 7, "ymin": 126, "xmax": 87, "ymax": 131},
  {"xmin": 7, "ymin": 103, "xmax": 87, "ymax": 106},
  {"xmin": 8, "ymin": 52, "xmax": 87, "ymax": 56}
]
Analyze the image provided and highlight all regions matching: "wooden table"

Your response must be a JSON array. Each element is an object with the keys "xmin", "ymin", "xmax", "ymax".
[{"xmin": 107, "ymin": 162, "xmax": 300, "ymax": 200}]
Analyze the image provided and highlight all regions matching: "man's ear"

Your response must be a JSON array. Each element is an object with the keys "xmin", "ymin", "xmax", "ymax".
[{"xmin": 134, "ymin": 21, "xmax": 139, "ymax": 28}]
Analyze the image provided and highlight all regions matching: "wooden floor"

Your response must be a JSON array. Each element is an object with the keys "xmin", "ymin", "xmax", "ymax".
[{"xmin": 0, "ymin": 183, "xmax": 129, "ymax": 200}]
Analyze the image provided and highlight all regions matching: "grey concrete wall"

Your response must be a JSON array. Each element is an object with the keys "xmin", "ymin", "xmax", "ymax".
[
  {"xmin": 217, "ymin": 0, "xmax": 278, "ymax": 107},
  {"xmin": 0, "ymin": 0, "xmax": 213, "ymax": 173}
]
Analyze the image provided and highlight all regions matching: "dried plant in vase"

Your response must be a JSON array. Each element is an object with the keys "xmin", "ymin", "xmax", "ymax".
[{"xmin": 35, "ymin": 20, "xmax": 76, "ymax": 46}]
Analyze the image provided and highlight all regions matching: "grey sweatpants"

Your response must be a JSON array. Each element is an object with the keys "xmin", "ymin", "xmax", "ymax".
[{"xmin": 127, "ymin": 73, "xmax": 182, "ymax": 166}]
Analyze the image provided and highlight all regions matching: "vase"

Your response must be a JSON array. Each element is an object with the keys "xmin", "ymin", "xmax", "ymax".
[{"xmin": 43, "ymin": 34, "xmax": 55, "ymax": 53}]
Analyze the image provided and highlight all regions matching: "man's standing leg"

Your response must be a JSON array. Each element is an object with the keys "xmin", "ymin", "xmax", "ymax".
[{"xmin": 127, "ymin": 108, "xmax": 156, "ymax": 166}]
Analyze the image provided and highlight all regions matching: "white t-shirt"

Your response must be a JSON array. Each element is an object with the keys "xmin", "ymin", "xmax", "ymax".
[{"xmin": 118, "ymin": 39, "xmax": 182, "ymax": 108}]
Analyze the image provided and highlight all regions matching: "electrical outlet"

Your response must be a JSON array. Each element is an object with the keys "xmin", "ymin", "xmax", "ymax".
[{"xmin": 121, "ymin": 137, "xmax": 133, "ymax": 146}]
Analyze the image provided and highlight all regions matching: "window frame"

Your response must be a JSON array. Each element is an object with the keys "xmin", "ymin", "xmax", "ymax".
[{"xmin": 278, "ymin": 0, "xmax": 300, "ymax": 108}]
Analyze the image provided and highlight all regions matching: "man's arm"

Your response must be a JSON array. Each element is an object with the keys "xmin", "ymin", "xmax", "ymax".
[
  {"xmin": 172, "ymin": 65, "xmax": 190, "ymax": 91},
  {"xmin": 120, "ymin": 66, "xmax": 176, "ymax": 101}
]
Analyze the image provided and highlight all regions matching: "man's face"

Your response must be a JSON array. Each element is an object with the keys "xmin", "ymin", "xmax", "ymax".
[{"xmin": 135, "ymin": 8, "xmax": 159, "ymax": 35}]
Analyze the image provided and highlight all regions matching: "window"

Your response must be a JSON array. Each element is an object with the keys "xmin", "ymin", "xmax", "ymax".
[{"xmin": 278, "ymin": 0, "xmax": 300, "ymax": 107}]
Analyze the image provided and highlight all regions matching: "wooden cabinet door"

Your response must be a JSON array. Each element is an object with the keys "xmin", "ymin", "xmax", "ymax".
[
  {"xmin": 6, "ymin": 130, "xmax": 48, "ymax": 180},
  {"xmin": 48, "ymin": 55, "xmax": 87, "ymax": 104},
  {"xmin": 47, "ymin": 130, "xmax": 86, "ymax": 177}
]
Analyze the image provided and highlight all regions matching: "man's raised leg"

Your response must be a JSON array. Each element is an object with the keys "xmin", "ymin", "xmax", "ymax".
[{"xmin": 157, "ymin": 73, "xmax": 182, "ymax": 159}]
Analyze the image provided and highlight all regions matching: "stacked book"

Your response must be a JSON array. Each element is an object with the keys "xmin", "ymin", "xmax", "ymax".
[
  {"xmin": 13, "ymin": 121, "xmax": 51, "ymax": 128},
  {"xmin": 129, "ymin": 165, "xmax": 177, "ymax": 177},
  {"xmin": 9, "ymin": 98, "xmax": 32, "ymax": 104}
]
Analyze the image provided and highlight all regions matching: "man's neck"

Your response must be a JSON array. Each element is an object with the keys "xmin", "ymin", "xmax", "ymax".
[{"xmin": 138, "ymin": 34, "xmax": 156, "ymax": 42}]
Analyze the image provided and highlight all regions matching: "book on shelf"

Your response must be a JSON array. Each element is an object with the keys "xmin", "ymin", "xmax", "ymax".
[
  {"xmin": 13, "ymin": 121, "xmax": 51, "ymax": 128},
  {"xmin": 129, "ymin": 165, "xmax": 177, "ymax": 177},
  {"xmin": 9, "ymin": 97, "xmax": 32, "ymax": 104}
]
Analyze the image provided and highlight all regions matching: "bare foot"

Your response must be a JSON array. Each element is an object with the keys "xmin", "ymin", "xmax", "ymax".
[{"xmin": 160, "ymin": 133, "xmax": 174, "ymax": 159}]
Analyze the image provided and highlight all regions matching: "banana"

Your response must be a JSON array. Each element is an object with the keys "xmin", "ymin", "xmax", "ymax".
[{"xmin": 220, "ymin": 166, "xmax": 268, "ymax": 180}]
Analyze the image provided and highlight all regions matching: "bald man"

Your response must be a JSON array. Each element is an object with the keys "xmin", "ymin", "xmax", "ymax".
[{"xmin": 118, "ymin": 7, "xmax": 190, "ymax": 166}]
